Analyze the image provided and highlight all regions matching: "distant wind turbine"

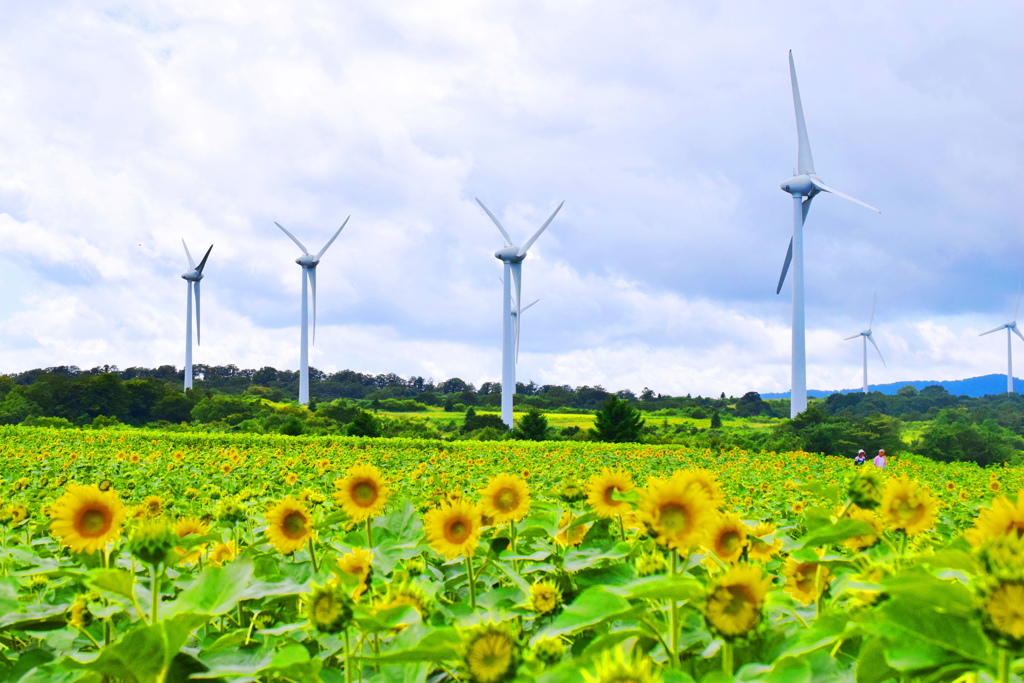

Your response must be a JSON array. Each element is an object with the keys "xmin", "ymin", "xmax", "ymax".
[
  {"xmin": 775, "ymin": 51, "xmax": 880, "ymax": 418},
  {"xmin": 275, "ymin": 218, "xmax": 349, "ymax": 405},
  {"xmin": 180, "ymin": 240, "xmax": 212, "ymax": 391},
  {"xmin": 844, "ymin": 296, "xmax": 885, "ymax": 394},
  {"xmin": 477, "ymin": 198, "xmax": 563, "ymax": 427},
  {"xmin": 979, "ymin": 281, "xmax": 1024, "ymax": 394}
]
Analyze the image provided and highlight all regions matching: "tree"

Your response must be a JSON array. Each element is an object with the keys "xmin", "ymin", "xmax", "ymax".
[
  {"xmin": 710, "ymin": 410, "xmax": 723, "ymax": 429},
  {"xmin": 593, "ymin": 396, "xmax": 645, "ymax": 443},
  {"xmin": 347, "ymin": 409, "xmax": 382, "ymax": 437},
  {"xmin": 515, "ymin": 408, "xmax": 548, "ymax": 441}
]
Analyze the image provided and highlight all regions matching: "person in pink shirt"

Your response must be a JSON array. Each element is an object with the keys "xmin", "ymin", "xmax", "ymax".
[{"xmin": 873, "ymin": 449, "xmax": 887, "ymax": 469}]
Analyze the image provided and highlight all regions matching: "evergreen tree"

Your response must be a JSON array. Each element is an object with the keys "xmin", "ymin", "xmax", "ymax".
[
  {"xmin": 515, "ymin": 408, "xmax": 548, "ymax": 441},
  {"xmin": 593, "ymin": 397, "xmax": 645, "ymax": 443},
  {"xmin": 347, "ymin": 409, "xmax": 382, "ymax": 437},
  {"xmin": 710, "ymin": 410, "xmax": 722, "ymax": 429}
]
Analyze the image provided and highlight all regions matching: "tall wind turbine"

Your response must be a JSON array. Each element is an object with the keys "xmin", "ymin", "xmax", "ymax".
[
  {"xmin": 775, "ymin": 51, "xmax": 880, "ymax": 418},
  {"xmin": 181, "ymin": 240, "xmax": 212, "ymax": 392},
  {"xmin": 844, "ymin": 296, "xmax": 885, "ymax": 394},
  {"xmin": 979, "ymin": 281, "xmax": 1024, "ymax": 394},
  {"xmin": 477, "ymin": 198, "xmax": 563, "ymax": 427},
  {"xmin": 275, "ymin": 218, "xmax": 349, "ymax": 405}
]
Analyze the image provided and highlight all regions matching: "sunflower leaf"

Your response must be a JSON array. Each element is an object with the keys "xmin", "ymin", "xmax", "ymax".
[
  {"xmin": 799, "ymin": 519, "xmax": 877, "ymax": 548},
  {"xmin": 87, "ymin": 568, "xmax": 136, "ymax": 600},
  {"xmin": 164, "ymin": 555, "xmax": 254, "ymax": 618}
]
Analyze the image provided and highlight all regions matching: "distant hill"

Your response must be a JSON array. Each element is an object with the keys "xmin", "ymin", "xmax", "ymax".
[{"xmin": 760, "ymin": 374, "xmax": 1020, "ymax": 400}]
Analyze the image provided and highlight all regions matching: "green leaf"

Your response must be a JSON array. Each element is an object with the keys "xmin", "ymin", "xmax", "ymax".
[
  {"xmin": 366, "ymin": 624, "xmax": 461, "ymax": 663},
  {"xmin": 538, "ymin": 585, "xmax": 640, "ymax": 640},
  {"xmin": 855, "ymin": 636, "xmax": 900, "ymax": 683},
  {"xmin": 799, "ymin": 519, "xmax": 877, "ymax": 549},
  {"xmin": 0, "ymin": 603, "xmax": 70, "ymax": 630},
  {"xmin": 193, "ymin": 641, "xmax": 318, "ymax": 680},
  {"xmin": 164, "ymin": 555, "xmax": 254, "ymax": 618},
  {"xmin": 608, "ymin": 574, "xmax": 704, "ymax": 602},
  {"xmin": 87, "ymin": 568, "xmax": 136, "ymax": 600},
  {"xmin": 562, "ymin": 546, "xmax": 629, "ymax": 572}
]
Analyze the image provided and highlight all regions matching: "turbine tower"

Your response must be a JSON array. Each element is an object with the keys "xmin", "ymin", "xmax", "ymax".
[
  {"xmin": 477, "ymin": 198, "xmax": 563, "ymax": 427},
  {"xmin": 979, "ymin": 282, "xmax": 1024, "ymax": 394},
  {"xmin": 775, "ymin": 51, "xmax": 880, "ymax": 418},
  {"xmin": 275, "ymin": 218, "xmax": 349, "ymax": 405},
  {"xmin": 844, "ymin": 296, "xmax": 885, "ymax": 394},
  {"xmin": 180, "ymin": 240, "xmax": 212, "ymax": 392}
]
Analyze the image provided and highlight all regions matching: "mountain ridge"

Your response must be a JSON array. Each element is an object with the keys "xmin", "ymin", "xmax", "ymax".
[{"xmin": 760, "ymin": 373, "xmax": 1020, "ymax": 400}]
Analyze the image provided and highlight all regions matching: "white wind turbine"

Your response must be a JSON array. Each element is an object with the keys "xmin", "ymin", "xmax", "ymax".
[
  {"xmin": 776, "ymin": 51, "xmax": 880, "ymax": 418},
  {"xmin": 979, "ymin": 281, "xmax": 1024, "ymax": 394},
  {"xmin": 477, "ymin": 198, "xmax": 563, "ymax": 427},
  {"xmin": 844, "ymin": 296, "xmax": 885, "ymax": 394},
  {"xmin": 180, "ymin": 240, "xmax": 212, "ymax": 391},
  {"xmin": 275, "ymin": 218, "xmax": 349, "ymax": 405}
]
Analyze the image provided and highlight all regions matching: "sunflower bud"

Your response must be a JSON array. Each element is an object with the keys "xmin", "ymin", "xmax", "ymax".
[
  {"xmin": 533, "ymin": 637, "xmax": 566, "ymax": 665},
  {"xmin": 847, "ymin": 469, "xmax": 884, "ymax": 510},
  {"xmin": 128, "ymin": 517, "xmax": 176, "ymax": 566},
  {"xmin": 216, "ymin": 497, "xmax": 247, "ymax": 523},
  {"xmin": 304, "ymin": 583, "xmax": 354, "ymax": 634}
]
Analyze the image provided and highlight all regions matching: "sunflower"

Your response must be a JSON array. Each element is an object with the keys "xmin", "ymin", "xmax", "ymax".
[
  {"xmin": 460, "ymin": 621, "xmax": 520, "ymax": 683},
  {"xmin": 529, "ymin": 579, "xmax": 562, "ymax": 615},
  {"xmin": 704, "ymin": 512, "xmax": 748, "ymax": 564},
  {"xmin": 533, "ymin": 637, "xmax": 566, "ymax": 665},
  {"xmin": 675, "ymin": 468, "xmax": 725, "ymax": 509},
  {"xmin": 208, "ymin": 540, "xmax": 238, "ymax": 567},
  {"xmin": 704, "ymin": 563, "xmax": 772, "ymax": 639},
  {"xmin": 303, "ymin": 583, "xmax": 354, "ymax": 634},
  {"xmin": 637, "ymin": 472, "xmax": 714, "ymax": 553},
  {"xmin": 375, "ymin": 581, "xmax": 432, "ymax": 620},
  {"xmin": 747, "ymin": 522, "xmax": 783, "ymax": 563},
  {"xmin": 49, "ymin": 483, "xmax": 127, "ymax": 555},
  {"xmin": 480, "ymin": 474, "xmax": 531, "ymax": 525},
  {"xmin": 782, "ymin": 557, "xmax": 833, "ymax": 606},
  {"xmin": 553, "ymin": 510, "xmax": 591, "ymax": 547},
  {"xmin": 585, "ymin": 468, "xmax": 634, "ymax": 519},
  {"xmin": 337, "ymin": 547, "xmax": 374, "ymax": 600},
  {"xmin": 265, "ymin": 496, "xmax": 316, "ymax": 555},
  {"xmin": 333, "ymin": 463, "xmax": 390, "ymax": 522},
  {"xmin": 173, "ymin": 516, "xmax": 210, "ymax": 565},
  {"xmin": 424, "ymin": 499, "xmax": 483, "ymax": 560},
  {"xmin": 142, "ymin": 495, "xmax": 163, "ymax": 517},
  {"xmin": 582, "ymin": 647, "xmax": 659, "ymax": 683},
  {"xmin": 878, "ymin": 475, "xmax": 938, "ymax": 536},
  {"xmin": 842, "ymin": 506, "xmax": 882, "ymax": 552},
  {"xmin": 965, "ymin": 489, "xmax": 1024, "ymax": 547},
  {"xmin": 983, "ymin": 580, "xmax": 1024, "ymax": 644}
]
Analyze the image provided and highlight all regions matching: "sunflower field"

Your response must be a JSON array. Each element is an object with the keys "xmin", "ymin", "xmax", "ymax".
[{"xmin": 1, "ymin": 425, "xmax": 1023, "ymax": 682}]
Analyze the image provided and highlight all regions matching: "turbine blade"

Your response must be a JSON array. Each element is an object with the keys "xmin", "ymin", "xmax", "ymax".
[
  {"xmin": 316, "ymin": 216, "xmax": 349, "ymax": 261},
  {"xmin": 518, "ymin": 201, "xmax": 564, "ymax": 256},
  {"xmin": 275, "ymin": 221, "xmax": 310, "ymax": 254},
  {"xmin": 308, "ymin": 267, "xmax": 317, "ymax": 346},
  {"xmin": 867, "ymin": 333, "xmax": 885, "ymax": 366},
  {"xmin": 196, "ymin": 244, "xmax": 213, "ymax": 275},
  {"xmin": 809, "ymin": 178, "xmax": 881, "ymax": 213},
  {"xmin": 980, "ymin": 324, "xmax": 1008, "ymax": 336},
  {"xmin": 1016, "ymin": 277, "xmax": 1022, "ymax": 321},
  {"xmin": 511, "ymin": 262, "xmax": 522, "ymax": 317},
  {"xmin": 521, "ymin": 298, "xmax": 540, "ymax": 313},
  {"xmin": 789, "ymin": 51, "xmax": 815, "ymax": 176},
  {"xmin": 869, "ymin": 293, "xmax": 876, "ymax": 329},
  {"xmin": 801, "ymin": 194, "xmax": 814, "ymax": 223},
  {"xmin": 476, "ymin": 198, "xmax": 515, "ymax": 247},
  {"xmin": 194, "ymin": 279, "xmax": 201, "ymax": 346},
  {"xmin": 1013, "ymin": 326, "xmax": 1024, "ymax": 344},
  {"xmin": 776, "ymin": 237, "xmax": 793, "ymax": 295},
  {"xmin": 182, "ymin": 239, "xmax": 195, "ymax": 270},
  {"xmin": 515, "ymin": 311, "xmax": 521, "ymax": 363},
  {"xmin": 844, "ymin": 333, "xmax": 861, "ymax": 341}
]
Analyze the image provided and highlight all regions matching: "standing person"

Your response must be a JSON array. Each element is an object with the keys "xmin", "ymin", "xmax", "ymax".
[
  {"xmin": 873, "ymin": 449, "xmax": 887, "ymax": 469},
  {"xmin": 854, "ymin": 449, "xmax": 866, "ymax": 466}
]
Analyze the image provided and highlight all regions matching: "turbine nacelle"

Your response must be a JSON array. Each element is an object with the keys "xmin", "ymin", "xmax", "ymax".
[
  {"xmin": 181, "ymin": 270, "xmax": 204, "ymax": 281},
  {"xmin": 494, "ymin": 246, "xmax": 524, "ymax": 262},
  {"xmin": 780, "ymin": 175, "xmax": 817, "ymax": 196},
  {"xmin": 296, "ymin": 255, "xmax": 320, "ymax": 267}
]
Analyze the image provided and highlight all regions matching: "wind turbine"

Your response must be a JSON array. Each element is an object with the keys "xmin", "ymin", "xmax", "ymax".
[
  {"xmin": 275, "ymin": 218, "xmax": 349, "ymax": 405},
  {"xmin": 844, "ymin": 296, "xmax": 885, "ymax": 394},
  {"xmin": 181, "ymin": 240, "xmax": 212, "ymax": 391},
  {"xmin": 979, "ymin": 281, "xmax": 1024, "ymax": 394},
  {"xmin": 477, "ymin": 198, "xmax": 563, "ymax": 427},
  {"xmin": 775, "ymin": 51, "xmax": 880, "ymax": 418}
]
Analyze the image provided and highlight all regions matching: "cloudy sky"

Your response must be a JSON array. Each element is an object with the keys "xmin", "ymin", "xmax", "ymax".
[{"xmin": 0, "ymin": 1, "xmax": 1021, "ymax": 397}]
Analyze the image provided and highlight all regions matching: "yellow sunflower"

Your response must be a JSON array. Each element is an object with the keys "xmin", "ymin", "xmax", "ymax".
[
  {"xmin": 878, "ymin": 475, "xmax": 938, "ymax": 536},
  {"xmin": 172, "ymin": 516, "xmax": 210, "ymax": 565},
  {"xmin": 553, "ymin": 510, "xmax": 591, "ymax": 548},
  {"xmin": 703, "ymin": 512, "xmax": 748, "ymax": 564},
  {"xmin": 582, "ymin": 647, "xmax": 659, "ymax": 683},
  {"xmin": 375, "ymin": 581, "xmax": 432, "ymax": 621},
  {"xmin": 675, "ymin": 468, "xmax": 725, "ymax": 509},
  {"xmin": 747, "ymin": 522, "xmax": 783, "ymax": 563},
  {"xmin": 965, "ymin": 489, "xmax": 1024, "ymax": 547},
  {"xmin": 424, "ymin": 499, "xmax": 483, "ymax": 560},
  {"xmin": 585, "ymin": 468, "xmax": 634, "ymax": 519},
  {"xmin": 637, "ymin": 472, "xmax": 714, "ymax": 553},
  {"xmin": 142, "ymin": 495, "xmax": 163, "ymax": 518},
  {"xmin": 333, "ymin": 463, "xmax": 390, "ymax": 522},
  {"xmin": 49, "ymin": 483, "xmax": 127, "ymax": 555},
  {"xmin": 265, "ymin": 496, "xmax": 316, "ymax": 555},
  {"xmin": 704, "ymin": 563, "xmax": 772, "ymax": 639},
  {"xmin": 337, "ymin": 547, "xmax": 374, "ymax": 600},
  {"xmin": 782, "ymin": 557, "xmax": 833, "ymax": 606},
  {"xmin": 529, "ymin": 579, "xmax": 562, "ymax": 615},
  {"xmin": 842, "ymin": 506, "xmax": 882, "ymax": 552},
  {"xmin": 480, "ymin": 474, "xmax": 531, "ymax": 525},
  {"xmin": 983, "ymin": 580, "xmax": 1024, "ymax": 644},
  {"xmin": 208, "ymin": 540, "xmax": 238, "ymax": 567},
  {"xmin": 461, "ymin": 621, "xmax": 520, "ymax": 683}
]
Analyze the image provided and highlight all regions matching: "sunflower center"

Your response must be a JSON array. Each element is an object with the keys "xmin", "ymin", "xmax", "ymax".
[
  {"xmin": 895, "ymin": 499, "xmax": 922, "ymax": 523},
  {"xmin": 723, "ymin": 585, "xmax": 754, "ymax": 616},
  {"xmin": 447, "ymin": 518, "xmax": 469, "ymax": 542},
  {"xmin": 660, "ymin": 503, "xmax": 689, "ymax": 532},
  {"xmin": 352, "ymin": 481, "xmax": 378, "ymax": 506},
  {"xmin": 282, "ymin": 511, "xmax": 307, "ymax": 539},
  {"xmin": 313, "ymin": 594, "xmax": 339, "ymax": 624},
  {"xmin": 496, "ymin": 489, "xmax": 518, "ymax": 512},
  {"xmin": 602, "ymin": 486, "xmax": 620, "ymax": 506},
  {"xmin": 718, "ymin": 530, "xmax": 741, "ymax": 554},
  {"xmin": 78, "ymin": 508, "xmax": 110, "ymax": 537}
]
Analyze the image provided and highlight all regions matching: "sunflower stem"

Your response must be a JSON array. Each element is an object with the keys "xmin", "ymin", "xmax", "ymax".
[
  {"xmin": 722, "ymin": 641, "xmax": 734, "ymax": 677},
  {"xmin": 997, "ymin": 647, "xmax": 1010, "ymax": 683},
  {"xmin": 75, "ymin": 624, "xmax": 102, "ymax": 650},
  {"xmin": 150, "ymin": 563, "xmax": 160, "ymax": 623},
  {"xmin": 365, "ymin": 518, "xmax": 373, "ymax": 547},
  {"xmin": 466, "ymin": 554, "xmax": 477, "ymax": 610},
  {"xmin": 344, "ymin": 628, "xmax": 352, "ymax": 683},
  {"xmin": 669, "ymin": 551, "xmax": 679, "ymax": 668},
  {"xmin": 617, "ymin": 514, "xmax": 626, "ymax": 542},
  {"xmin": 308, "ymin": 537, "xmax": 319, "ymax": 573}
]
